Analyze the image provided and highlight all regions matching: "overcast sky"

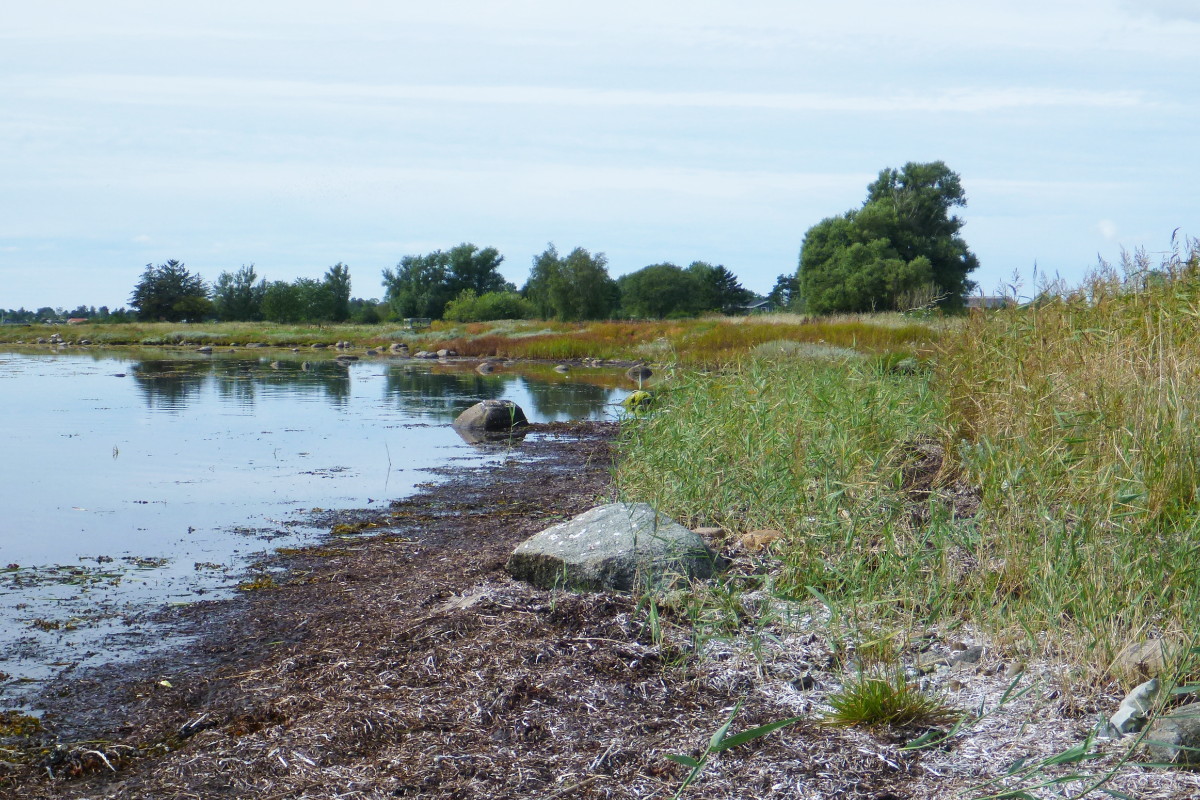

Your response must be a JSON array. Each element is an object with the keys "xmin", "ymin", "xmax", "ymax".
[{"xmin": 2, "ymin": 1, "xmax": 1197, "ymax": 311}]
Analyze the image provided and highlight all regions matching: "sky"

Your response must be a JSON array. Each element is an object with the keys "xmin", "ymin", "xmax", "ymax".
[{"xmin": 2, "ymin": 0, "xmax": 1197, "ymax": 311}]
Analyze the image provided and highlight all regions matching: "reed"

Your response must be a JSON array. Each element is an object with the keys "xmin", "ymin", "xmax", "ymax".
[{"xmin": 616, "ymin": 238, "xmax": 1200, "ymax": 681}]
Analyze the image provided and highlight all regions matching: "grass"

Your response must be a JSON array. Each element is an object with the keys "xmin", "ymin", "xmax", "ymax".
[
  {"xmin": 823, "ymin": 669, "xmax": 958, "ymax": 729},
  {"xmin": 616, "ymin": 239, "xmax": 1200, "ymax": 685},
  {"xmin": 0, "ymin": 314, "xmax": 941, "ymax": 365}
]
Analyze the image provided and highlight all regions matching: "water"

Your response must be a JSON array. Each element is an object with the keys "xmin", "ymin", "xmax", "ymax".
[{"xmin": 0, "ymin": 348, "xmax": 627, "ymax": 697}]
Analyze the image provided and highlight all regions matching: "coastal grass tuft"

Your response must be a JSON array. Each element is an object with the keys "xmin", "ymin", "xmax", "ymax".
[{"xmin": 823, "ymin": 670, "xmax": 958, "ymax": 729}]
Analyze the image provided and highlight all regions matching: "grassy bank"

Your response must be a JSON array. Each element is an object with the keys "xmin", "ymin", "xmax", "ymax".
[
  {"xmin": 0, "ymin": 314, "xmax": 939, "ymax": 366},
  {"xmin": 617, "ymin": 245, "xmax": 1200, "ymax": 686}
]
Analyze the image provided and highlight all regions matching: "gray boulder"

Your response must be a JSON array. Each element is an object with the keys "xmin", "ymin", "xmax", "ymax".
[
  {"xmin": 452, "ymin": 399, "xmax": 528, "ymax": 434},
  {"xmin": 1144, "ymin": 702, "xmax": 1200, "ymax": 767},
  {"xmin": 507, "ymin": 503, "xmax": 717, "ymax": 592}
]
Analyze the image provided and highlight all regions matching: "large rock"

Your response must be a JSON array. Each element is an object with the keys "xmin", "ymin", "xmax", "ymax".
[
  {"xmin": 1144, "ymin": 702, "xmax": 1200, "ymax": 767},
  {"xmin": 452, "ymin": 400, "xmax": 528, "ymax": 434},
  {"xmin": 507, "ymin": 503, "xmax": 717, "ymax": 592}
]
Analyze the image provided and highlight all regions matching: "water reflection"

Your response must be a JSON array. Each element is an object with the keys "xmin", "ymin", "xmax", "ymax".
[
  {"xmin": 125, "ymin": 354, "xmax": 629, "ymax": 422},
  {"xmin": 131, "ymin": 356, "xmax": 354, "ymax": 410}
]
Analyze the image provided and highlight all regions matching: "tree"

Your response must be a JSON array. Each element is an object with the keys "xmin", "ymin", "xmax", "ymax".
[
  {"xmin": 382, "ymin": 243, "xmax": 508, "ymax": 320},
  {"xmin": 261, "ymin": 281, "xmax": 304, "ymax": 323},
  {"xmin": 213, "ymin": 264, "xmax": 266, "ymax": 321},
  {"xmin": 129, "ymin": 260, "xmax": 212, "ymax": 321},
  {"xmin": 323, "ymin": 263, "xmax": 352, "ymax": 322},
  {"xmin": 767, "ymin": 273, "xmax": 800, "ymax": 310},
  {"xmin": 618, "ymin": 263, "xmax": 703, "ymax": 319},
  {"xmin": 524, "ymin": 244, "xmax": 619, "ymax": 321},
  {"xmin": 797, "ymin": 161, "xmax": 978, "ymax": 314},
  {"xmin": 687, "ymin": 261, "xmax": 753, "ymax": 314}
]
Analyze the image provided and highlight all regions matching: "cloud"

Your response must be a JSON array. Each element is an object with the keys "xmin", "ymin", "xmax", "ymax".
[
  {"xmin": 1121, "ymin": 1, "xmax": 1200, "ymax": 23},
  {"xmin": 18, "ymin": 74, "xmax": 1150, "ymax": 116},
  {"xmin": 1097, "ymin": 220, "xmax": 1119, "ymax": 240},
  {"xmin": 132, "ymin": 234, "xmax": 151, "ymax": 243}
]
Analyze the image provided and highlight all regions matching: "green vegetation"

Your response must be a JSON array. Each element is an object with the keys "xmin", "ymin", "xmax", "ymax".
[
  {"xmin": 442, "ymin": 289, "xmax": 535, "ymax": 323},
  {"xmin": 617, "ymin": 261, "xmax": 753, "ymax": 319},
  {"xmin": 523, "ymin": 244, "xmax": 620, "ymax": 320},
  {"xmin": 823, "ymin": 670, "xmax": 958, "ymax": 729},
  {"xmin": 130, "ymin": 260, "xmax": 213, "ymax": 321},
  {"xmin": 798, "ymin": 161, "xmax": 978, "ymax": 314},
  {"xmin": 382, "ymin": 243, "xmax": 511, "ymax": 321},
  {"xmin": 618, "ymin": 240, "xmax": 1200, "ymax": 682},
  {"xmin": 0, "ymin": 314, "xmax": 939, "ymax": 365}
]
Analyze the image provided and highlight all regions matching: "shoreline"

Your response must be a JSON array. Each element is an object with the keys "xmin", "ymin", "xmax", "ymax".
[{"xmin": 0, "ymin": 421, "xmax": 924, "ymax": 800}]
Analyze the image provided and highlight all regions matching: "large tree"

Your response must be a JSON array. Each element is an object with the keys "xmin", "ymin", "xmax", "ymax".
[
  {"xmin": 382, "ymin": 243, "xmax": 508, "ymax": 320},
  {"xmin": 323, "ymin": 263, "xmax": 352, "ymax": 323},
  {"xmin": 212, "ymin": 264, "xmax": 266, "ymax": 321},
  {"xmin": 798, "ymin": 161, "xmax": 978, "ymax": 314},
  {"xmin": 523, "ymin": 244, "xmax": 619, "ymax": 321},
  {"xmin": 129, "ymin": 260, "xmax": 212, "ymax": 321},
  {"xmin": 618, "ymin": 263, "xmax": 702, "ymax": 319},
  {"xmin": 687, "ymin": 261, "xmax": 753, "ymax": 313}
]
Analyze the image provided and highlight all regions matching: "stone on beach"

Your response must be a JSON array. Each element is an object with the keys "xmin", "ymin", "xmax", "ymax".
[{"xmin": 507, "ymin": 502, "xmax": 717, "ymax": 592}]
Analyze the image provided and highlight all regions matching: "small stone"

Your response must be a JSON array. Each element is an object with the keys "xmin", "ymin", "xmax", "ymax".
[
  {"xmin": 1109, "ymin": 677, "xmax": 1160, "ymax": 736},
  {"xmin": 951, "ymin": 645, "xmax": 984, "ymax": 665},
  {"xmin": 1113, "ymin": 639, "xmax": 1178, "ymax": 681},
  {"xmin": 948, "ymin": 679, "xmax": 963, "ymax": 692},
  {"xmin": 1143, "ymin": 701, "xmax": 1200, "ymax": 767},
  {"xmin": 740, "ymin": 529, "xmax": 784, "ymax": 552},
  {"xmin": 1004, "ymin": 661, "xmax": 1026, "ymax": 680},
  {"xmin": 626, "ymin": 364, "xmax": 653, "ymax": 382},
  {"xmin": 791, "ymin": 674, "xmax": 817, "ymax": 691}
]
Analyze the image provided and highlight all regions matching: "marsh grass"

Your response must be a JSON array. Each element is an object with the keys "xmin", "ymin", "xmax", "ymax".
[
  {"xmin": 617, "ymin": 238, "xmax": 1200, "ymax": 682},
  {"xmin": 0, "ymin": 315, "xmax": 940, "ymax": 365}
]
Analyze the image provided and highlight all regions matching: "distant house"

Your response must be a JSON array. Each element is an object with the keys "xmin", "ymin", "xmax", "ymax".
[
  {"xmin": 965, "ymin": 296, "xmax": 1013, "ymax": 310},
  {"xmin": 737, "ymin": 299, "xmax": 774, "ymax": 314}
]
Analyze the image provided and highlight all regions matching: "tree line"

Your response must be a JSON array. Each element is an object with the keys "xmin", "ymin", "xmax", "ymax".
[
  {"xmin": 106, "ymin": 245, "xmax": 760, "ymax": 325},
  {"xmin": 4, "ymin": 161, "xmax": 980, "ymax": 325}
]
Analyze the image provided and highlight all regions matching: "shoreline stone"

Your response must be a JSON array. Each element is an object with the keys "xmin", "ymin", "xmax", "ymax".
[{"xmin": 507, "ymin": 502, "xmax": 717, "ymax": 592}]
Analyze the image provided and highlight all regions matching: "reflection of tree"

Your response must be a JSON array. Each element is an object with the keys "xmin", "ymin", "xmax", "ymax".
[
  {"xmin": 131, "ymin": 357, "xmax": 352, "ymax": 410},
  {"xmin": 131, "ymin": 360, "xmax": 207, "ymax": 412},
  {"xmin": 519, "ymin": 376, "xmax": 621, "ymax": 421},
  {"xmin": 128, "ymin": 357, "xmax": 621, "ymax": 420},
  {"xmin": 382, "ymin": 366, "xmax": 509, "ymax": 421},
  {"xmin": 214, "ymin": 360, "xmax": 257, "ymax": 405}
]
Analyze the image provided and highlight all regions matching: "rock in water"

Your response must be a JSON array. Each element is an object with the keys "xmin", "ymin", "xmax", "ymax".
[
  {"xmin": 507, "ymin": 503, "xmax": 717, "ymax": 592},
  {"xmin": 452, "ymin": 399, "xmax": 528, "ymax": 433},
  {"xmin": 626, "ymin": 364, "xmax": 653, "ymax": 382},
  {"xmin": 1144, "ymin": 702, "xmax": 1200, "ymax": 767}
]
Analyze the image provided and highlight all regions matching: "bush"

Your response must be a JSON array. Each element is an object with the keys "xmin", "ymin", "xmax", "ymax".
[{"xmin": 443, "ymin": 290, "xmax": 535, "ymax": 323}]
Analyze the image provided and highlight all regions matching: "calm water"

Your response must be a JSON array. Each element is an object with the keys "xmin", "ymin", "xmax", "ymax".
[{"xmin": 0, "ymin": 348, "xmax": 626, "ymax": 696}]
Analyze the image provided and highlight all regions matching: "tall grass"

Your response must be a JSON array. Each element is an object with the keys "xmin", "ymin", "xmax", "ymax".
[
  {"xmin": 617, "ymin": 240, "xmax": 1200, "ymax": 679},
  {"xmin": 937, "ymin": 241, "xmax": 1200, "ymax": 671}
]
